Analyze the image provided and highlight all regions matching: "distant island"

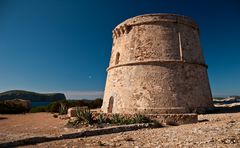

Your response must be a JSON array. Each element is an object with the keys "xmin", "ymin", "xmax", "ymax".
[{"xmin": 0, "ymin": 90, "xmax": 66, "ymax": 102}]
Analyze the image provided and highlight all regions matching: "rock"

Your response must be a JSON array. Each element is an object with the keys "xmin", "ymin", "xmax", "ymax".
[
  {"xmin": 8, "ymin": 99, "xmax": 30, "ymax": 109},
  {"xmin": 221, "ymin": 137, "xmax": 237, "ymax": 144},
  {"xmin": 68, "ymin": 107, "xmax": 77, "ymax": 117},
  {"xmin": 58, "ymin": 115, "xmax": 70, "ymax": 120},
  {"xmin": 53, "ymin": 114, "xmax": 58, "ymax": 118},
  {"xmin": 67, "ymin": 106, "xmax": 89, "ymax": 117},
  {"xmin": 149, "ymin": 113, "xmax": 198, "ymax": 125},
  {"xmin": 1, "ymin": 99, "xmax": 31, "ymax": 113}
]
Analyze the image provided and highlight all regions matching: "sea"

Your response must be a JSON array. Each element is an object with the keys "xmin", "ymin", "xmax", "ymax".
[{"xmin": 31, "ymin": 102, "xmax": 51, "ymax": 108}]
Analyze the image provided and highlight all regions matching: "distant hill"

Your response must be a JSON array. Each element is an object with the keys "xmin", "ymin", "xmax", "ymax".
[{"xmin": 0, "ymin": 90, "xmax": 66, "ymax": 102}]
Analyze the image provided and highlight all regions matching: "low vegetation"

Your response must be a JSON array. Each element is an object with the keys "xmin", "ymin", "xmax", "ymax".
[
  {"xmin": 110, "ymin": 113, "xmax": 151, "ymax": 125},
  {"xmin": 29, "ymin": 99, "xmax": 103, "ymax": 114},
  {"xmin": 68, "ymin": 107, "xmax": 154, "ymax": 127},
  {"xmin": 72, "ymin": 107, "xmax": 94, "ymax": 126},
  {"xmin": 59, "ymin": 103, "xmax": 68, "ymax": 115}
]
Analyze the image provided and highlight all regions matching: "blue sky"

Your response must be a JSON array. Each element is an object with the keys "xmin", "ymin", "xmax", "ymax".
[{"xmin": 0, "ymin": 0, "xmax": 239, "ymax": 99}]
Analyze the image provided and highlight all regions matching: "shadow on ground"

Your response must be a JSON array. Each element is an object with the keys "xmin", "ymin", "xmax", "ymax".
[
  {"xmin": 0, "ymin": 123, "xmax": 155, "ymax": 147},
  {"xmin": 0, "ymin": 117, "xmax": 7, "ymax": 120}
]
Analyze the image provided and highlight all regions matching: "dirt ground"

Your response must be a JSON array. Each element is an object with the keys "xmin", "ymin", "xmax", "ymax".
[
  {"xmin": 0, "ymin": 113, "xmax": 73, "ymax": 142},
  {"xmin": 0, "ymin": 109, "xmax": 240, "ymax": 147}
]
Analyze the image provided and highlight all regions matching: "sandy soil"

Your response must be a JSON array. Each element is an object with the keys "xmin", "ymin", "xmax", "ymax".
[
  {"xmin": 0, "ymin": 113, "xmax": 76, "ymax": 143},
  {"xmin": 0, "ymin": 110, "xmax": 240, "ymax": 147}
]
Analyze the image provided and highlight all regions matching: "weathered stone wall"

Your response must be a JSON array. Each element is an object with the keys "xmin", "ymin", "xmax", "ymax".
[{"xmin": 102, "ymin": 14, "xmax": 213, "ymax": 114}]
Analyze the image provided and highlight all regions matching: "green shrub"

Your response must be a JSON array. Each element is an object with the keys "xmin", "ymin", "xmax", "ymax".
[
  {"xmin": 122, "ymin": 118, "xmax": 135, "ymax": 124},
  {"xmin": 111, "ymin": 114, "xmax": 122, "ymax": 124},
  {"xmin": 111, "ymin": 114, "xmax": 134, "ymax": 125},
  {"xmin": 110, "ymin": 114, "xmax": 151, "ymax": 125},
  {"xmin": 59, "ymin": 103, "xmax": 67, "ymax": 115},
  {"xmin": 68, "ymin": 112, "xmax": 155, "ymax": 127},
  {"xmin": 72, "ymin": 107, "xmax": 94, "ymax": 126},
  {"xmin": 133, "ymin": 114, "xmax": 151, "ymax": 123},
  {"xmin": 97, "ymin": 113, "xmax": 106, "ymax": 124},
  {"xmin": 86, "ymin": 98, "xmax": 103, "ymax": 109},
  {"xmin": 45, "ymin": 99, "xmax": 102, "ymax": 113},
  {"xmin": 47, "ymin": 101, "xmax": 61, "ymax": 113}
]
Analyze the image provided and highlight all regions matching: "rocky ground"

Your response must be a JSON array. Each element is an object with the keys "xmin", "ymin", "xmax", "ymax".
[{"xmin": 0, "ymin": 106, "xmax": 240, "ymax": 147}]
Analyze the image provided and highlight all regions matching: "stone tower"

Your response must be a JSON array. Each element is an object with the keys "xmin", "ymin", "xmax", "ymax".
[{"xmin": 101, "ymin": 14, "xmax": 213, "ymax": 114}]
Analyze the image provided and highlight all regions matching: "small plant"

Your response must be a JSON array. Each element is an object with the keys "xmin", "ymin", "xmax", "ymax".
[
  {"xmin": 111, "ymin": 114, "xmax": 124, "ymax": 124},
  {"xmin": 47, "ymin": 101, "xmax": 61, "ymax": 113},
  {"xmin": 133, "ymin": 114, "xmax": 150, "ymax": 123},
  {"xmin": 73, "ymin": 107, "xmax": 94, "ymax": 126},
  {"xmin": 67, "ymin": 112, "xmax": 158, "ymax": 128},
  {"xmin": 123, "ymin": 117, "xmax": 135, "ymax": 124},
  {"xmin": 59, "ymin": 103, "xmax": 67, "ymax": 115},
  {"xmin": 110, "ymin": 114, "xmax": 152, "ymax": 125},
  {"xmin": 97, "ymin": 113, "xmax": 106, "ymax": 124}
]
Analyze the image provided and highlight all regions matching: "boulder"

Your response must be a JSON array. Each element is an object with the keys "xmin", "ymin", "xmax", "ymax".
[
  {"xmin": 5, "ymin": 99, "xmax": 31, "ymax": 110},
  {"xmin": 0, "ymin": 99, "xmax": 31, "ymax": 113}
]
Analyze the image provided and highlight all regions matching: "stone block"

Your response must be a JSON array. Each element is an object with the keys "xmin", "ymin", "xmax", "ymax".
[
  {"xmin": 67, "ymin": 106, "xmax": 89, "ymax": 117},
  {"xmin": 147, "ymin": 113, "xmax": 198, "ymax": 125}
]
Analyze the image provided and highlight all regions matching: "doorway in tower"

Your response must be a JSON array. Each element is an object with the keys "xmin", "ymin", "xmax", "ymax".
[{"xmin": 107, "ymin": 96, "xmax": 114, "ymax": 113}]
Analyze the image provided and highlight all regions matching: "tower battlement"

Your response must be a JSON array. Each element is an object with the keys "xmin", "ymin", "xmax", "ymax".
[{"xmin": 112, "ymin": 14, "xmax": 199, "ymax": 39}]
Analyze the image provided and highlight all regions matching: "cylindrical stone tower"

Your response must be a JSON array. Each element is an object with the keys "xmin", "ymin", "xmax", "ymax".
[{"xmin": 102, "ymin": 14, "xmax": 213, "ymax": 114}]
